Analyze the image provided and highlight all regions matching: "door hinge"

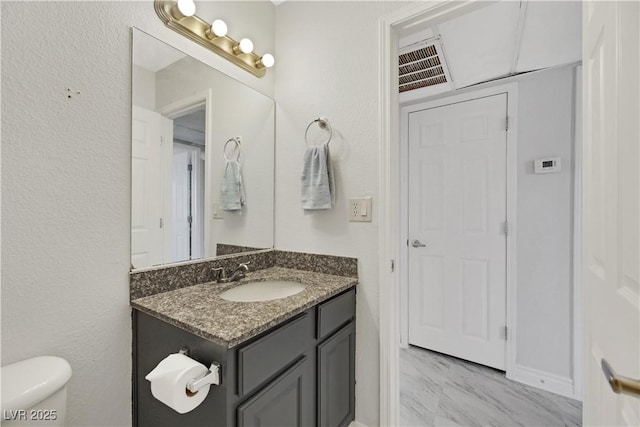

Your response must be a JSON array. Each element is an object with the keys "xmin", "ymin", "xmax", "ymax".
[
  {"xmin": 390, "ymin": 260, "xmax": 395, "ymax": 273},
  {"xmin": 188, "ymin": 163, "xmax": 193, "ymax": 172},
  {"xmin": 501, "ymin": 325, "xmax": 508, "ymax": 340},
  {"xmin": 406, "ymin": 239, "xmax": 409, "ymax": 247},
  {"xmin": 159, "ymin": 218, "xmax": 163, "ymax": 229},
  {"xmin": 502, "ymin": 221, "xmax": 509, "ymax": 236},
  {"xmin": 187, "ymin": 215, "xmax": 193, "ymax": 225},
  {"xmin": 505, "ymin": 116, "xmax": 509, "ymax": 131},
  {"xmin": 160, "ymin": 136, "xmax": 164, "ymax": 145}
]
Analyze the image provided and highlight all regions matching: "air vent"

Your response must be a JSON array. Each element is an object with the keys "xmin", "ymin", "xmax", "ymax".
[{"xmin": 399, "ymin": 38, "xmax": 451, "ymax": 93}]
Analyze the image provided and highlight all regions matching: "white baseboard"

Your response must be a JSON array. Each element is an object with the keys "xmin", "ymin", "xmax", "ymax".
[
  {"xmin": 508, "ymin": 364, "xmax": 579, "ymax": 400},
  {"xmin": 348, "ymin": 421, "xmax": 368, "ymax": 427}
]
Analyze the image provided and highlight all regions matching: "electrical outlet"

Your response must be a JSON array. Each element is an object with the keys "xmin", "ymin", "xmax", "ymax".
[
  {"xmin": 349, "ymin": 197, "xmax": 372, "ymax": 222},
  {"xmin": 351, "ymin": 201, "xmax": 360, "ymax": 217}
]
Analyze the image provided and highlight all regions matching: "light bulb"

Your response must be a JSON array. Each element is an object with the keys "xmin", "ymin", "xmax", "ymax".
[
  {"xmin": 239, "ymin": 38, "xmax": 254, "ymax": 54},
  {"xmin": 259, "ymin": 53, "xmax": 275, "ymax": 68},
  {"xmin": 177, "ymin": 0, "xmax": 196, "ymax": 17},
  {"xmin": 211, "ymin": 19, "xmax": 227, "ymax": 37}
]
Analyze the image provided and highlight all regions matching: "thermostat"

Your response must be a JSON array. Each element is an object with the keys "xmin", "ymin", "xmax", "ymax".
[{"xmin": 534, "ymin": 157, "xmax": 561, "ymax": 174}]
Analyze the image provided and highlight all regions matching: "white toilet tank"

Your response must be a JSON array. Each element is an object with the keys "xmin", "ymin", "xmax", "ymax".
[{"xmin": 1, "ymin": 356, "xmax": 72, "ymax": 426}]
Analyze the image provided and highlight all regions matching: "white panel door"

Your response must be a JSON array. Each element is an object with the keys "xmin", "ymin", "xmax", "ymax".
[
  {"xmin": 171, "ymin": 143, "xmax": 204, "ymax": 263},
  {"xmin": 583, "ymin": 1, "xmax": 640, "ymax": 425},
  {"xmin": 172, "ymin": 145, "xmax": 192, "ymax": 263},
  {"xmin": 131, "ymin": 106, "xmax": 163, "ymax": 269},
  {"xmin": 408, "ymin": 94, "xmax": 508, "ymax": 370}
]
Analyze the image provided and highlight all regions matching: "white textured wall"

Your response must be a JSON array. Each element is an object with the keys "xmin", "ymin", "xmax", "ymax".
[
  {"xmin": 1, "ymin": 2, "xmax": 274, "ymax": 426},
  {"xmin": 514, "ymin": 65, "xmax": 575, "ymax": 379},
  {"xmin": 274, "ymin": 2, "xmax": 408, "ymax": 425}
]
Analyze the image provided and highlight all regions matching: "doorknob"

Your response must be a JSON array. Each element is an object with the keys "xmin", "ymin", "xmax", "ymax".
[
  {"xmin": 601, "ymin": 359, "xmax": 640, "ymax": 397},
  {"xmin": 411, "ymin": 239, "xmax": 426, "ymax": 248}
]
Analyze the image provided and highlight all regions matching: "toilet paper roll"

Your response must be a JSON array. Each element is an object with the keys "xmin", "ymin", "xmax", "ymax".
[{"xmin": 145, "ymin": 353, "xmax": 211, "ymax": 414}]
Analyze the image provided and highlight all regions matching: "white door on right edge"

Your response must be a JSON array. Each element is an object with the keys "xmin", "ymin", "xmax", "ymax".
[
  {"xmin": 408, "ymin": 94, "xmax": 508, "ymax": 370},
  {"xmin": 583, "ymin": 1, "xmax": 640, "ymax": 425}
]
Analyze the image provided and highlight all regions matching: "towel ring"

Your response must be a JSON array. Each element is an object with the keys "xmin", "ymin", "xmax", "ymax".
[
  {"xmin": 223, "ymin": 137, "xmax": 241, "ymax": 162},
  {"xmin": 305, "ymin": 117, "xmax": 332, "ymax": 147}
]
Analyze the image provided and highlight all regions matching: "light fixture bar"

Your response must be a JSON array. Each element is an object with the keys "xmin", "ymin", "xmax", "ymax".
[{"xmin": 154, "ymin": 0, "xmax": 269, "ymax": 77}]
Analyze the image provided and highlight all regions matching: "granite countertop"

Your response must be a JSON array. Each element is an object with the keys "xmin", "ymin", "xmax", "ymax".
[{"xmin": 131, "ymin": 267, "xmax": 357, "ymax": 348}]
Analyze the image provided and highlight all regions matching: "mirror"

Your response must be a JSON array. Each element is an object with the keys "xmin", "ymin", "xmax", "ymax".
[{"xmin": 131, "ymin": 28, "xmax": 275, "ymax": 270}]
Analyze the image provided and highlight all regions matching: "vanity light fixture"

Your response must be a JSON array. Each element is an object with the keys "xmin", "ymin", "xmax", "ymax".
[
  {"xmin": 257, "ymin": 54, "xmax": 275, "ymax": 69},
  {"xmin": 154, "ymin": 0, "xmax": 274, "ymax": 77},
  {"xmin": 208, "ymin": 19, "xmax": 227, "ymax": 38},
  {"xmin": 175, "ymin": 0, "xmax": 195, "ymax": 18},
  {"xmin": 235, "ymin": 38, "xmax": 254, "ymax": 55}
]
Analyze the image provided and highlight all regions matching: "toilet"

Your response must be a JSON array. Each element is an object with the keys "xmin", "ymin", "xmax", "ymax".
[{"xmin": 1, "ymin": 356, "xmax": 72, "ymax": 426}]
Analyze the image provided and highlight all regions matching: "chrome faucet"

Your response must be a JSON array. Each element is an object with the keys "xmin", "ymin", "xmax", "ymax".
[
  {"xmin": 227, "ymin": 262, "xmax": 250, "ymax": 282},
  {"xmin": 213, "ymin": 262, "xmax": 251, "ymax": 283}
]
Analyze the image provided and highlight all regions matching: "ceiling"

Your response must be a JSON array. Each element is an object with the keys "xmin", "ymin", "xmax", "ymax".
[
  {"xmin": 399, "ymin": 1, "xmax": 581, "ymax": 97},
  {"xmin": 174, "ymin": 109, "xmax": 206, "ymax": 146}
]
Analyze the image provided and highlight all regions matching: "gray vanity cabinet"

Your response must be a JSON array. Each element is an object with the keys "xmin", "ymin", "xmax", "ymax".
[
  {"xmin": 133, "ymin": 287, "xmax": 356, "ymax": 427},
  {"xmin": 237, "ymin": 357, "xmax": 314, "ymax": 427}
]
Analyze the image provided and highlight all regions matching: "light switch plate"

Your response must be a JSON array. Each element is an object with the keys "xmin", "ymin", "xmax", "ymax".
[
  {"xmin": 212, "ymin": 204, "xmax": 224, "ymax": 220},
  {"xmin": 349, "ymin": 197, "xmax": 372, "ymax": 222}
]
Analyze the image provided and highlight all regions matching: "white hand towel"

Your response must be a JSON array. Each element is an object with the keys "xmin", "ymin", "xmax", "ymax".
[
  {"xmin": 301, "ymin": 143, "xmax": 335, "ymax": 210},
  {"xmin": 220, "ymin": 159, "xmax": 246, "ymax": 211}
]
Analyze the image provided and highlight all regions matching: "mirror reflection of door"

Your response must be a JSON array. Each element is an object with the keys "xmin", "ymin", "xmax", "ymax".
[
  {"xmin": 131, "ymin": 106, "xmax": 164, "ymax": 268},
  {"xmin": 172, "ymin": 110, "xmax": 205, "ymax": 263},
  {"xmin": 131, "ymin": 104, "xmax": 207, "ymax": 268}
]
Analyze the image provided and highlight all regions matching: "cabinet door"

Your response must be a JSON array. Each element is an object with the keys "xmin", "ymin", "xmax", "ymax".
[
  {"xmin": 318, "ymin": 322, "xmax": 355, "ymax": 427},
  {"xmin": 237, "ymin": 357, "xmax": 313, "ymax": 427},
  {"xmin": 134, "ymin": 310, "xmax": 229, "ymax": 427}
]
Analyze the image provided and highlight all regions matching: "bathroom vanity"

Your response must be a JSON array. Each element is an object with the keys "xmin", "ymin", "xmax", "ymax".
[
  {"xmin": 131, "ymin": 261, "xmax": 357, "ymax": 427},
  {"xmin": 129, "ymin": 29, "xmax": 357, "ymax": 427}
]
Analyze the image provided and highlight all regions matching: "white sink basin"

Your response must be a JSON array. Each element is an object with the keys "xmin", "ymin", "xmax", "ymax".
[{"xmin": 219, "ymin": 280, "xmax": 307, "ymax": 302}]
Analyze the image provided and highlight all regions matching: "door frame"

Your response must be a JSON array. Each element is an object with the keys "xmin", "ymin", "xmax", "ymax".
[
  {"xmin": 398, "ymin": 84, "xmax": 518, "ymax": 377},
  {"xmin": 572, "ymin": 65, "xmax": 583, "ymax": 399},
  {"xmin": 158, "ymin": 89, "xmax": 214, "ymax": 258}
]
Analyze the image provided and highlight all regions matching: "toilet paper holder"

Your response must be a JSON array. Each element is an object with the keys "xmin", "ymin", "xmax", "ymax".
[{"xmin": 179, "ymin": 347, "xmax": 221, "ymax": 392}]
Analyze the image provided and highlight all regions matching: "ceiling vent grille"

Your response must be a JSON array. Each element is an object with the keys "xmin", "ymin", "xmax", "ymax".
[{"xmin": 399, "ymin": 38, "xmax": 451, "ymax": 93}]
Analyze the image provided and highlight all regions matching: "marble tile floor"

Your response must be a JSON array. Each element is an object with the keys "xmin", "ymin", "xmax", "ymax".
[{"xmin": 399, "ymin": 345, "xmax": 582, "ymax": 427}]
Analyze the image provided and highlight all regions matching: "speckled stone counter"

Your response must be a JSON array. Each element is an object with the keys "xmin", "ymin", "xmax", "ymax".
[{"xmin": 131, "ymin": 267, "xmax": 357, "ymax": 348}]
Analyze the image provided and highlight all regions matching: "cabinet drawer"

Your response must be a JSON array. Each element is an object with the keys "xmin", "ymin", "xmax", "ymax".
[
  {"xmin": 238, "ymin": 312, "xmax": 313, "ymax": 396},
  {"xmin": 317, "ymin": 289, "xmax": 355, "ymax": 340}
]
